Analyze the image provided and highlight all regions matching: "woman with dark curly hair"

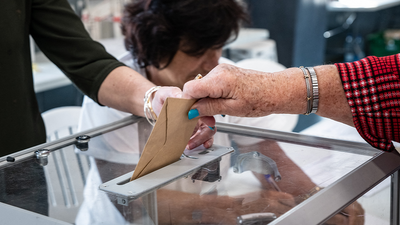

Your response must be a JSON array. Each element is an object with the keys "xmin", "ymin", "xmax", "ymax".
[{"xmin": 121, "ymin": 0, "xmax": 248, "ymax": 88}]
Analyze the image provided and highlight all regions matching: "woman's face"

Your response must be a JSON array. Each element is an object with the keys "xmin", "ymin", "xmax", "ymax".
[{"xmin": 148, "ymin": 48, "xmax": 222, "ymax": 89}]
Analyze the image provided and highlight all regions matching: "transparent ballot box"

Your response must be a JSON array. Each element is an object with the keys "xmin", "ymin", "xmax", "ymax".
[{"xmin": 1, "ymin": 116, "xmax": 400, "ymax": 225}]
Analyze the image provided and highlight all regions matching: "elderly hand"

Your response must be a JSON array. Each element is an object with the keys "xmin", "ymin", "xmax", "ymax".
[
  {"xmin": 152, "ymin": 86, "xmax": 216, "ymax": 149},
  {"xmin": 183, "ymin": 63, "xmax": 284, "ymax": 118}
]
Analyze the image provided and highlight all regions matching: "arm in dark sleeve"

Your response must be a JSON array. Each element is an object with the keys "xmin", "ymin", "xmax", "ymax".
[
  {"xmin": 30, "ymin": 0, "xmax": 125, "ymax": 103},
  {"xmin": 336, "ymin": 54, "xmax": 400, "ymax": 151}
]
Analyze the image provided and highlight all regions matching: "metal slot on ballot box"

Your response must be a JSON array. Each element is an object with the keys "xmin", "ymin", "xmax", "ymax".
[{"xmin": 100, "ymin": 145, "xmax": 234, "ymax": 205}]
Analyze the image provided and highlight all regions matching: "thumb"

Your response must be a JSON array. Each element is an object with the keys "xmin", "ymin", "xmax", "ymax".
[
  {"xmin": 188, "ymin": 97, "xmax": 235, "ymax": 120},
  {"xmin": 182, "ymin": 79, "xmax": 211, "ymax": 99}
]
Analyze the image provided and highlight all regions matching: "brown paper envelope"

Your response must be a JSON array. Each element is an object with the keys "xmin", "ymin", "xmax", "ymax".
[{"xmin": 130, "ymin": 98, "xmax": 199, "ymax": 181}]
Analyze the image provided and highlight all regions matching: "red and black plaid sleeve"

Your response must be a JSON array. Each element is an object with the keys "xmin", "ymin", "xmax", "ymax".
[{"xmin": 335, "ymin": 54, "xmax": 400, "ymax": 151}]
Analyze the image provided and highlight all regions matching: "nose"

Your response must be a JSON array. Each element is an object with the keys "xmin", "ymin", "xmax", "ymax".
[{"xmin": 202, "ymin": 49, "xmax": 222, "ymax": 72}]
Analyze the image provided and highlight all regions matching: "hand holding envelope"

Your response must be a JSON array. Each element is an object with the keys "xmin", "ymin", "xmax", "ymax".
[{"xmin": 131, "ymin": 98, "xmax": 200, "ymax": 181}]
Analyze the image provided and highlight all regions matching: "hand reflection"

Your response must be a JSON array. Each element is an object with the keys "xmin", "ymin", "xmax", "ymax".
[
  {"xmin": 157, "ymin": 189, "xmax": 241, "ymax": 224},
  {"xmin": 325, "ymin": 201, "xmax": 365, "ymax": 225},
  {"xmin": 156, "ymin": 189, "xmax": 295, "ymax": 225},
  {"xmin": 240, "ymin": 190, "xmax": 296, "ymax": 217},
  {"xmin": 234, "ymin": 139, "xmax": 365, "ymax": 225}
]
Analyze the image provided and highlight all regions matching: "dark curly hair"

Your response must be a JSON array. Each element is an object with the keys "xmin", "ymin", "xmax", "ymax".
[{"xmin": 122, "ymin": 0, "xmax": 248, "ymax": 69}]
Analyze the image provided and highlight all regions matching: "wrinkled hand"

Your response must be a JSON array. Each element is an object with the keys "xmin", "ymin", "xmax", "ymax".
[
  {"xmin": 152, "ymin": 87, "xmax": 216, "ymax": 150},
  {"xmin": 183, "ymin": 63, "xmax": 275, "ymax": 118}
]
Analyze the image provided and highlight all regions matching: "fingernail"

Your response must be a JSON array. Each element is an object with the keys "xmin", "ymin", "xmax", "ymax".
[
  {"xmin": 188, "ymin": 109, "xmax": 199, "ymax": 120},
  {"xmin": 208, "ymin": 126, "xmax": 215, "ymax": 131},
  {"xmin": 221, "ymin": 114, "xmax": 226, "ymax": 117}
]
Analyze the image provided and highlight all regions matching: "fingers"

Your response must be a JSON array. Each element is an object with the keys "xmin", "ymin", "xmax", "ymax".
[
  {"xmin": 325, "ymin": 213, "xmax": 349, "ymax": 225},
  {"xmin": 182, "ymin": 79, "xmax": 211, "ymax": 100},
  {"xmin": 242, "ymin": 191, "xmax": 296, "ymax": 216},
  {"xmin": 325, "ymin": 202, "xmax": 365, "ymax": 225},
  {"xmin": 203, "ymin": 137, "xmax": 214, "ymax": 149},
  {"xmin": 187, "ymin": 126, "xmax": 216, "ymax": 150},
  {"xmin": 198, "ymin": 116, "xmax": 216, "ymax": 127},
  {"xmin": 186, "ymin": 120, "xmax": 217, "ymax": 150},
  {"xmin": 343, "ymin": 202, "xmax": 365, "ymax": 225},
  {"xmin": 152, "ymin": 86, "xmax": 182, "ymax": 115},
  {"xmin": 188, "ymin": 97, "xmax": 239, "ymax": 118}
]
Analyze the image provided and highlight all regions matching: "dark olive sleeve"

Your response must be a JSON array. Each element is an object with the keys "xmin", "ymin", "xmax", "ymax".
[{"xmin": 30, "ymin": 0, "xmax": 125, "ymax": 103}]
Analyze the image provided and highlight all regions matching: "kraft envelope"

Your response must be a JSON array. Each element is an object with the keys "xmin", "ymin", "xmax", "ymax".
[{"xmin": 130, "ymin": 98, "xmax": 199, "ymax": 181}]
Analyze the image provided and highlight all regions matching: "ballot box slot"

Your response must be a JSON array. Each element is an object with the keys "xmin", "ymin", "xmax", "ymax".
[{"xmin": 100, "ymin": 145, "xmax": 234, "ymax": 202}]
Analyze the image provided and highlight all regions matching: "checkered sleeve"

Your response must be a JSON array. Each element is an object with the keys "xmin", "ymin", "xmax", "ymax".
[{"xmin": 335, "ymin": 54, "xmax": 400, "ymax": 151}]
